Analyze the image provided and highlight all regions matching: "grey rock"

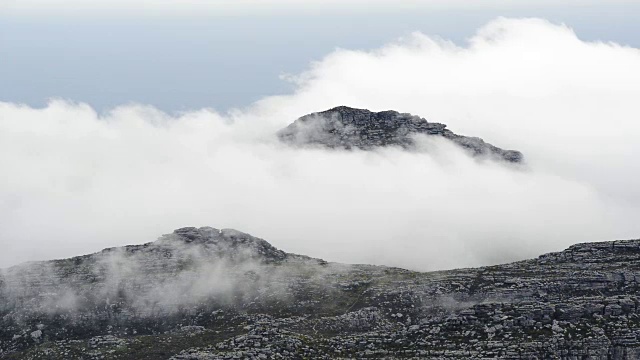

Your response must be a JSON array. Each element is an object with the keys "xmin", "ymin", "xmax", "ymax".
[
  {"xmin": 278, "ymin": 106, "xmax": 523, "ymax": 162},
  {"xmin": 2, "ymin": 228, "xmax": 640, "ymax": 358}
]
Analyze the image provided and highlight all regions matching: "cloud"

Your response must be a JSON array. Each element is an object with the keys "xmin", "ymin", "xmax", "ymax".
[{"xmin": 1, "ymin": 18, "xmax": 639, "ymax": 271}]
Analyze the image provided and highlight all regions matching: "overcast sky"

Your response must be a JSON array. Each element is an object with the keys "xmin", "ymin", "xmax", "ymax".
[{"xmin": 2, "ymin": 1, "xmax": 640, "ymax": 112}]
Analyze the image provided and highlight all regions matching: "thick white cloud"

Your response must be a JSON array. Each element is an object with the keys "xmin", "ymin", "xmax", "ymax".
[{"xmin": 1, "ymin": 18, "xmax": 639, "ymax": 271}]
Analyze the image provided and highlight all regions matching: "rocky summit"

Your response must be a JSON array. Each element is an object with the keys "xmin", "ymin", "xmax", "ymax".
[
  {"xmin": 278, "ymin": 106, "xmax": 523, "ymax": 163},
  {"xmin": 2, "ymin": 228, "xmax": 640, "ymax": 359}
]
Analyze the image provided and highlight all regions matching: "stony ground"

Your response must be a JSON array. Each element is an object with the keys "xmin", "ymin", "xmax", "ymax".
[{"xmin": 2, "ymin": 227, "xmax": 640, "ymax": 359}]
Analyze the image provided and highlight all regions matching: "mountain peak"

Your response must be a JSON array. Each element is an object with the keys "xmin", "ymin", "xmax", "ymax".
[
  {"xmin": 158, "ymin": 226, "xmax": 287, "ymax": 261},
  {"xmin": 278, "ymin": 106, "xmax": 523, "ymax": 163},
  {"xmin": 321, "ymin": 105, "xmax": 399, "ymax": 116}
]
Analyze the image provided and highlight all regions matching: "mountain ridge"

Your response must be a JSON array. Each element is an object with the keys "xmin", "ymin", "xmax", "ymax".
[{"xmin": 3, "ymin": 227, "xmax": 640, "ymax": 358}]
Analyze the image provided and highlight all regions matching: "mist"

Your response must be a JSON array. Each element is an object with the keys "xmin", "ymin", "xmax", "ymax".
[
  {"xmin": 0, "ymin": 228, "xmax": 315, "ymax": 317},
  {"xmin": 1, "ymin": 18, "xmax": 639, "ymax": 271}
]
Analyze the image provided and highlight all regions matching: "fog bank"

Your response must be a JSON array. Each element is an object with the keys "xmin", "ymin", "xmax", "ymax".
[{"xmin": 1, "ymin": 18, "xmax": 639, "ymax": 271}]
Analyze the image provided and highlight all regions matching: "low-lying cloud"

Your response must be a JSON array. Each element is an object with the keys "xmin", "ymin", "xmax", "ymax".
[{"xmin": 1, "ymin": 18, "xmax": 639, "ymax": 271}]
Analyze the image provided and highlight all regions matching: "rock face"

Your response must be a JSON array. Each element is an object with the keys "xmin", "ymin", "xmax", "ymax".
[
  {"xmin": 3, "ymin": 228, "xmax": 640, "ymax": 359},
  {"xmin": 278, "ymin": 106, "xmax": 523, "ymax": 162}
]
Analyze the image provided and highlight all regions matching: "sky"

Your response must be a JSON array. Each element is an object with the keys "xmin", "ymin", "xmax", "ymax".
[
  {"xmin": 1, "ymin": 2, "xmax": 640, "ymax": 270},
  {"xmin": 2, "ymin": 1, "xmax": 640, "ymax": 112}
]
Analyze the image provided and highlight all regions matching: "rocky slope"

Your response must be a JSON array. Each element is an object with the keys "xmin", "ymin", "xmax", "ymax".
[
  {"xmin": 2, "ymin": 227, "xmax": 640, "ymax": 359},
  {"xmin": 278, "ymin": 106, "xmax": 523, "ymax": 163}
]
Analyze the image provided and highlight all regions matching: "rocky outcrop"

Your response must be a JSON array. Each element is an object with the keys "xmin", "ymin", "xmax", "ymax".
[
  {"xmin": 278, "ymin": 106, "xmax": 523, "ymax": 163},
  {"xmin": 2, "ymin": 228, "xmax": 640, "ymax": 358}
]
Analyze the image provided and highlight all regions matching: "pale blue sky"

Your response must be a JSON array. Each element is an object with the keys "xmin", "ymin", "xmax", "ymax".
[{"xmin": 2, "ymin": 3, "xmax": 640, "ymax": 112}]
